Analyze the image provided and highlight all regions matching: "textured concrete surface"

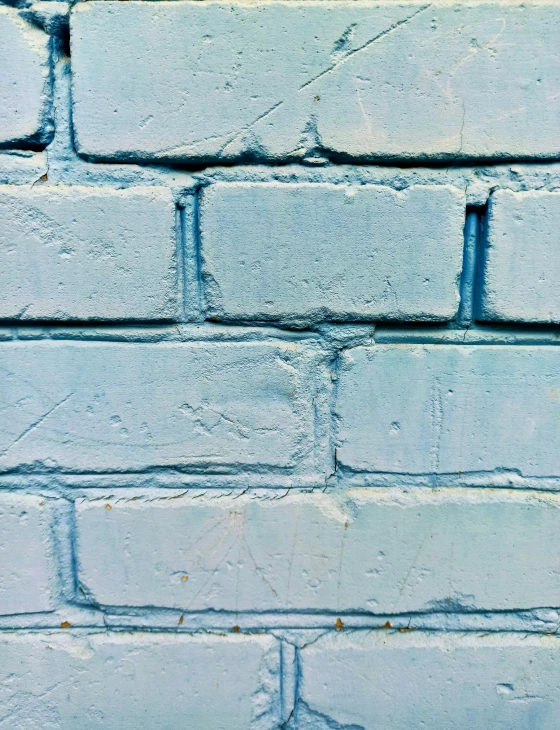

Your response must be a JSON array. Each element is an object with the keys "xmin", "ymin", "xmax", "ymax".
[
  {"xmin": 0, "ymin": 632, "xmax": 280, "ymax": 730},
  {"xmin": 0, "ymin": 494, "xmax": 55, "ymax": 615},
  {"xmin": 0, "ymin": 341, "xmax": 315, "ymax": 473}
]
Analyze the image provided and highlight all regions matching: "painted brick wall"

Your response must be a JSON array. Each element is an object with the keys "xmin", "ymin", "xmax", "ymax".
[{"xmin": 1, "ymin": 2, "xmax": 560, "ymax": 728}]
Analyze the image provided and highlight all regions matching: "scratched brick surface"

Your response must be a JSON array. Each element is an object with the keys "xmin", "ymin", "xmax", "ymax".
[
  {"xmin": 0, "ymin": 632, "xmax": 280, "ymax": 730},
  {"xmin": 200, "ymin": 182, "xmax": 465, "ymax": 324},
  {"xmin": 0, "ymin": 341, "xmax": 315, "ymax": 473},
  {"xmin": 480, "ymin": 191, "xmax": 560, "ymax": 323},
  {"xmin": 0, "ymin": 185, "xmax": 178, "ymax": 321},
  {"xmin": 0, "ymin": 6, "xmax": 52, "ymax": 147},
  {"xmin": 336, "ymin": 345, "xmax": 560, "ymax": 477},
  {"xmin": 70, "ymin": 2, "xmax": 560, "ymax": 163},
  {"xmin": 76, "ymin": 490, "xmax": 560, "ymax": 613},
  {"xmin": 0, "ymin": 494, "xmax": 55, "ymax": 615},
  {"xmin": 3, "ymin": 1, "xmax": 560, "ymax": 727},
  {"xmin": 299, "ymin": 633, "xmax": 560, "ymax": 730}
]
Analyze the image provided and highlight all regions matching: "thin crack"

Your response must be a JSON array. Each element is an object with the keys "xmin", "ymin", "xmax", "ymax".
[
  {"xmin": 0, "ymin": 393, "xmax": 74, "ymax": 458},
  {"xmin": 298, "ymin": 5, "xmax": 432, "ymax": 91},
  {"xmin": 218, "ymin": 99, "xmax": 285, "ymax": 154}
]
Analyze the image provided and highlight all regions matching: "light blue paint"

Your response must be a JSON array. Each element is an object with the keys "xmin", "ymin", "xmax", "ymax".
[
  {"xmin": 0, "ymin": 2, "xmax": 559, "ymax": 728},
  {"xmin": 336, "ymin": 344, "xmax": 560, "ymax": 477},
  {"xmin": 0, "ymin": 633, "xmax": 280, "ymax": 730},
  {"xmin": 300, "ymin": 633, "xmax": 560, "ymax": 730},
  {"xmin": 201, "ymin": 182, "xmax": 464, "ymax": 326},
  {"xmin": 76, "ymin": 489, "xmax": 560, "ymax": 613},
  {"xmin": 0, "ymin": 185, "xmax": 178, "ymax": 321},
  {"xmin": 70, "ymin": 2, "xmax": 560, "ymax": 164},
  {"xmin": 0, "ymin": 6, "xmax": 52, "ymax": 148},
  {"xmin": 480, "ymin": 190, "xmax": 560, "ymax": 323},
  {"xmin": 0, "ymin": 340, "xmax": 316, "ymax": 473}
]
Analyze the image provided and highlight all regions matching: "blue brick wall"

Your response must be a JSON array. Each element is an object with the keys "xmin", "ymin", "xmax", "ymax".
[{"xmin": 1, "ymin": 2, "xmax": 560, "ymax": 728}]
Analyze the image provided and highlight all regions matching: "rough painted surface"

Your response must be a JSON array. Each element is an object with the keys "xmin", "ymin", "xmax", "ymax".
[
  {"xmin": 70, "ymin": 2, "xmax": 560, "ymax": 163},
  {"xmin": 0, "ymin": 341, "xmax": 315, "ymax": 473},
  {"xmin": 0, "ymin": 632, "xmax": 280, "ymax": 730},
  {"xmin": 76, "ymin": 490, "xmax": 560, "ymax": 613},
  {"xmin": 0, "ymin": 494, "xmax": 55, "ymax": 615},
  {"xmin": 300, "ymin": 633, "xmax": 560, "ymax": 730},
  {"xmin": 201, "ymin": 183, "xmax": 465, "ymax": 324},
  {"xmin": 336, "ymin": 345, "xmax": 560, "ymax": 477},
  {"xmin": 0, "ymin": 185, "xmax": 178, "ymax": 321},
  {"xmin": 3, "ymin": 1, "xmax": 560, "ymax": 727},
  {"xmin": 480, "ymin": 191, "xmax": 560, "ymax": 323},
  {"xmin": 0, "ymin": 6, "xmax": 52, "ymax": 148}
]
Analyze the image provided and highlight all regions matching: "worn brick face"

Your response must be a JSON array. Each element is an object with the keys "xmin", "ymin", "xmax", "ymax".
[
  {"xmin": 76, "ymin": 490, "xmax": 560, "ymax": 613},
  {"xmin": 0, "ymin": 494, "xmax": 55, "ymax": 615},
  {"xmin": 70, "ymin": 2, "xmax": 560, "ymax": 163},
  {"xmin": 0, "ymin": 341, "xmax": 315, "ymax": 473},
  {"xmin": 0, "ymin": 7, "xmax": 52, "ymax": 147},
  {"xmin": 0, "ymin": 185, "xmax": 178, "ymax": 321},
  {"xmin": 200, "ymin": 182, "xmax": 465, "ymax": 324},
  {"xmin": 480, "ymin": 191, "xmax": 560, "ymax": 323},
  {"xmin": 0, "ymin": 633, "xmax": 280, "ymax": 730}
]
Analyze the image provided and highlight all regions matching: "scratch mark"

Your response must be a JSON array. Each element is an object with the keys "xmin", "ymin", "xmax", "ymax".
[
  {"xmin": 393, "ymin": 529, "xmax": 432, "ymax": 612},
  {"xmin": 355, "ymin": 81, "xmax": 375, "ymax": 143},
  {"xmin": 445, "ymin": 18, "xmax": 507, "ymax": 87},
  {"xmin": 179, "ymin": 402, "xmax": 251, "ymax": 440},
  {"xmin": 458, "ymin": 100, "xmax": 466, "ymax": 153},
  {"xmin": 184, "ymin": 514, "xmax": 242, "ymax": 610},
  {"xmin": 430, "ymin": 379, "xmax": 443, "ymax": 472},
  {"xmin": 14, "ymin": 304, "xmax": 32, "ymax": 319},
  {"xmin": 0, "ymin": 393, "xmax": 74, "ymax": 458},
  {"xmin": 240, "ymin": 515, "xmax": 278, "ymax": 597},
  {"xmin": 299, "ymin": 5, "xmax": 432, "ymax": 91},
  {"xmin": 218, "ymin": 100, "xmax": 285, "ymax": 154},
  {"xmin": 337, "ymin": 520, "xmax": 349, "ymax": 611},
  {"xmin": 285, "ymin": 512, "xmax": 300, "ymax": 606}
]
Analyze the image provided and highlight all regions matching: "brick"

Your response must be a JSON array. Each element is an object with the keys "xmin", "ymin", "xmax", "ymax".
[
  {"xmin": 480, "ymin": 191, "xmax": 560, "ymax": 323},
  {"xmin": 299, "ymin": 633, "xmax": 560, "ymax": 730},
  {"xmin": 0, "ymin": 185, "xmax": 178, "ymax": 321},
  {"xmin": 76, "ymin": 489, "xmax": 560, "ymax": 612},
  {"xmin": 200, "ymin": 183, "xmax": 465, "ymax": 324},
  {"xmin": 336, "ymin": 345, "xmax": 560, "ymax": 477},
  {"xmin": 0, "ymin": 494, "xmax": 55, "ymax": 615},
  {"xmin": 0, "ymin": 7, "xmax": 52, "ymax": 147},
  {"xmin": 70, "ymin": 2, "xmax": 560, "ymax": 163},
  {"xmin": 0, "ymin": 632, "xmax": 279, "ymax": 730},
  {"xmin": 0, "ymin": 341, "xmax": 314, "ymax": 472}
]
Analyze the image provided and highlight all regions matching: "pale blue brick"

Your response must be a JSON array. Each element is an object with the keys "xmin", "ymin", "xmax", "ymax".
[
  {"xmin": 0, "ymin": 494, "xmax": 55, "ymax": 615},
  {"xmin": 200, "ymin": 183, "xmax": 465, "ymax": 324},
  {"xmin": 0, "ymin": 7, "xmax": 52, "ymax": 147},
  {"xmin": 70, "ymin": 2, "xmax": 560, "ymax": 163},
  {"xmin": 0, "ymin": 341, "xmax": 314, "ymax": 472},
  {"xmin": 336, "ymin": 345, "xmax": 560, "ymax": 476},
  {"xmin": 480, "ymin": 191, "xmax": 560, "ymax": 323},
  {"xmin": 76, "ymin": 489, "xmax": 560, "ymax": 613},
  {"xmin": 0, "ymin": 185, "xmax": 178, "ymax": 321},
  {"xmin": 300, "ymin": 633, "xmax": 560, "ymax": 730},
  {"xmin": 0, "ymin": 632, "xmax": 279, "ymax": 730}
]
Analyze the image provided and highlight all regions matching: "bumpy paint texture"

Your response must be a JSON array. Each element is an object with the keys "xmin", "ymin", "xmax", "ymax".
[{"xmin": 1, "ymin": 2, "xmax": 560, "ymax": 728}]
